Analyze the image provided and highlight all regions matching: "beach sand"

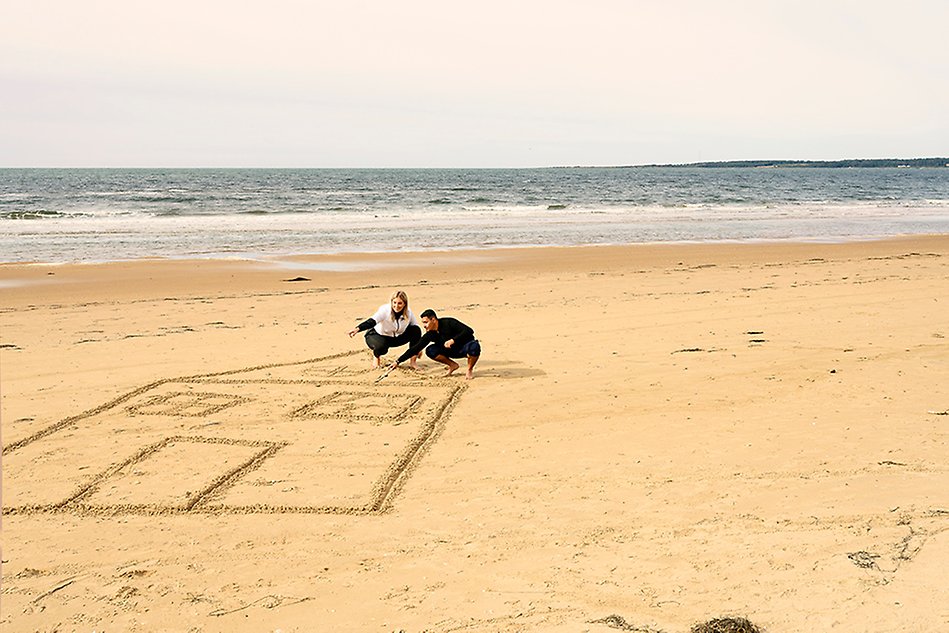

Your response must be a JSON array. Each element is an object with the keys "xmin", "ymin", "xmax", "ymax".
[{"xmin": 2, "ymin": 237, "xmax": 948, "ymax": 632}]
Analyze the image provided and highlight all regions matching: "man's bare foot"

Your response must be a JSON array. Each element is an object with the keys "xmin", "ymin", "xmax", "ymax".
[
  {"xmin": 444, "ymin": 360, "xmax": 460, "ymax": 376},
  {"xmin": 408, "ymin": 358, "xmax": 418, "ymax": 369},
  {"xmin": 372, "ymin": 356, "xmax": 381, "ymax": 369},
  {"xmin": 466, "ymin": 368, "xmax": 474, "ymax": 380}
]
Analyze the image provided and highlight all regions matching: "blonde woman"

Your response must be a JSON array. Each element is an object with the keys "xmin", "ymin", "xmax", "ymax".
[{"xmin": 348, "ymin": 290, "xmax": 422, "ymax": 368}]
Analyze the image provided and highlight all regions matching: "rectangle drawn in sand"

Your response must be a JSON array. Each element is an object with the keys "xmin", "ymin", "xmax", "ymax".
[{"xmin": 79, "ymin": 437, "xmax": 269, "ymax": 511}]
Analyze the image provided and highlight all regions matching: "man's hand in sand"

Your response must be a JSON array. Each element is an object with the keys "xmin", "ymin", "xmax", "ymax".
[{"xmin": 390, "ymin": 357, "xmax": 420, "ymax": 371}]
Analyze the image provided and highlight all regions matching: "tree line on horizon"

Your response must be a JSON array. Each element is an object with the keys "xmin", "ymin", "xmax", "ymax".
[{"xmin": 632, "ymin": 158, "xmax": 949, "ymax": 168}]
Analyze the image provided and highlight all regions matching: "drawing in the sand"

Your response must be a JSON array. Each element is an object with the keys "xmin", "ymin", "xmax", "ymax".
[{"xmin": 2, "ymin": 351, "xmax": 466, "ymax": 517}]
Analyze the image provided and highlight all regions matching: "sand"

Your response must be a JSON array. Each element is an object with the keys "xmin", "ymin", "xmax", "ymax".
[{"xmin": 2, "ymin": 237, "xmax": 948, "ymax": 633}]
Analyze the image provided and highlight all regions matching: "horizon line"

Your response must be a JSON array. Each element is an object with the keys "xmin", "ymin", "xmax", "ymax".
[{"xmin": 2, "ymin": 157, "xmax": 949, "ymax": 170}]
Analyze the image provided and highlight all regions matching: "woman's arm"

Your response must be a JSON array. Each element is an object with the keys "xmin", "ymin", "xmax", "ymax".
[{"xmin": 348, "ymin": 317, "xmax": 376, "ymax": 337}]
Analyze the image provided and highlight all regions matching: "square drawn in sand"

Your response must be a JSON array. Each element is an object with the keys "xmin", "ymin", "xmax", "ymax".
[{"xmin": 126, "ymin": 390, "xmax": 250, "ymax": 417}]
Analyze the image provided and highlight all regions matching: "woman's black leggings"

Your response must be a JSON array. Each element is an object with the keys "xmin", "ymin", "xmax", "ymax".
[{"xmin": 364, "ymin": 325, "xmax": 422, "ymax": 358}]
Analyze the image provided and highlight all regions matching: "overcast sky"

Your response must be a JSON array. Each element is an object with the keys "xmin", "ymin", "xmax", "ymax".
[{"xmin": 3, "ymin": 1, "xmax": 947, "ymax": 167}]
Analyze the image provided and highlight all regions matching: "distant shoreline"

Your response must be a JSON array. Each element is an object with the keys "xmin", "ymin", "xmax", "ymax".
[{"xmin": 622, "ymin": 157, "xmax": 949, "ymax": 169}]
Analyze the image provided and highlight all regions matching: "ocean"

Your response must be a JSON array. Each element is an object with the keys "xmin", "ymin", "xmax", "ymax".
[{"xmin": 2, "ymin": 167, "xmax": 949, "ymax": 264}]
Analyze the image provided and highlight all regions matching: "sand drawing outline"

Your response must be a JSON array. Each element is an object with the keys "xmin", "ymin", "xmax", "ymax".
[
  {"xmin": 3, "ymin": 349, "xmax": 468, "ymax": 516},
  {"xmin": 2, "ymin": 350, "xmax": 363, "ymax": 455},
  {"xmin": 125, "ymin": 390, "xmax": 253, "ymax": 417},
  {"xmin": 289, "ymin": 390, "xmax": 424, "ymax": 424}
]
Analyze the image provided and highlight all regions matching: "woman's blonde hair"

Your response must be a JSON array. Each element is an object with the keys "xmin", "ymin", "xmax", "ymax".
[{"xmin": 389, "ymin": 290, "xmax": 410, "ymax": 321}]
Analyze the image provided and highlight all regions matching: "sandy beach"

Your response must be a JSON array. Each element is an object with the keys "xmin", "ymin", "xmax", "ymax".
[{"xmin": 2, "ymin": 236, "xmax": 948, "ymax": 632}]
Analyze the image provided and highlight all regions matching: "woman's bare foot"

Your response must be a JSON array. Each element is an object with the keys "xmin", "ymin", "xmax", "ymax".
[{"xmin": 444, "ymin": 360, "xmax": 460, "ymax": 376}]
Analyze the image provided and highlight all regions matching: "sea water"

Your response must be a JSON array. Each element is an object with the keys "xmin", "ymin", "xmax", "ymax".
[{"xmin": 2, "ymin": 167, "xmax": 949, "ymax": 263}]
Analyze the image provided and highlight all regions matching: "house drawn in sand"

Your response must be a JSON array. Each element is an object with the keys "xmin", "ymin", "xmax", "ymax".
[{"xmin": 3, "ymin": 351, "xmax": 466, "ymax": 516}]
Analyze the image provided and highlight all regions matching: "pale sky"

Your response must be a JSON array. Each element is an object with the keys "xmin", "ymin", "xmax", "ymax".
[{"xmin": 3, "ymin": 1, "xmax": 947, "ymax": 167}]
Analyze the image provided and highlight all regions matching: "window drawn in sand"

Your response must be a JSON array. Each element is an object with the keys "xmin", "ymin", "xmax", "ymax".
[{"xmin": 2, "ymin": 351, "xmax": 465, "ymax": 516}]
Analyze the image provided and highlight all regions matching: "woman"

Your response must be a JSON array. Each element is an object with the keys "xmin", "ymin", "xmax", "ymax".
[{"xmin": 348, "ymin": 290, "xmax": 422, "ymax": 368}]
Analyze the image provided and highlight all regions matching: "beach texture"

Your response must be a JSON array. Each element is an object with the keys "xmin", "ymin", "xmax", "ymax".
[{"xmin": 2, "ymin": 237, "xmax": 948, "ymax": 632}]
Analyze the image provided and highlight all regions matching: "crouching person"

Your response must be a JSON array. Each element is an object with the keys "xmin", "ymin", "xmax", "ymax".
[
  {"xmin": 390, "ymin": 309, "xmax": 481, "ymax": 380},
  {"xmin": 348, "ymin": 290, "xmax": 422, "ymax": 368}
]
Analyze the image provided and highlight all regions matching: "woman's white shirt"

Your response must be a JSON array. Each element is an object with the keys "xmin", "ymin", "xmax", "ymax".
[{"xmin": 371, "ymin": 304, "xmax": 418, "ymax": 336}]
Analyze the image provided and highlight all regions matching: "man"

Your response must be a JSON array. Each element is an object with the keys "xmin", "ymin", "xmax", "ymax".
[{"xmin": 390, "ymin": 309, "xmax": 481, "ymax": 380}]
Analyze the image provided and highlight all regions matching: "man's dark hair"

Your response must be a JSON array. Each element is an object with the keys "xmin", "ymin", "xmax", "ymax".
[{"xmin": 420, "ymin": 309, "xmax": 438, "ymax": 320}]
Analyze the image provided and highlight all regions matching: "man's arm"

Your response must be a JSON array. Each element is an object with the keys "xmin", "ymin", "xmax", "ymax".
[
  {"xmin": 442, "ymin": 318, "xmax": 474, "ymax": 348},
  {"xmin": 396, "ymin": 331, "xmax": 434, "ymax": 364}
]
